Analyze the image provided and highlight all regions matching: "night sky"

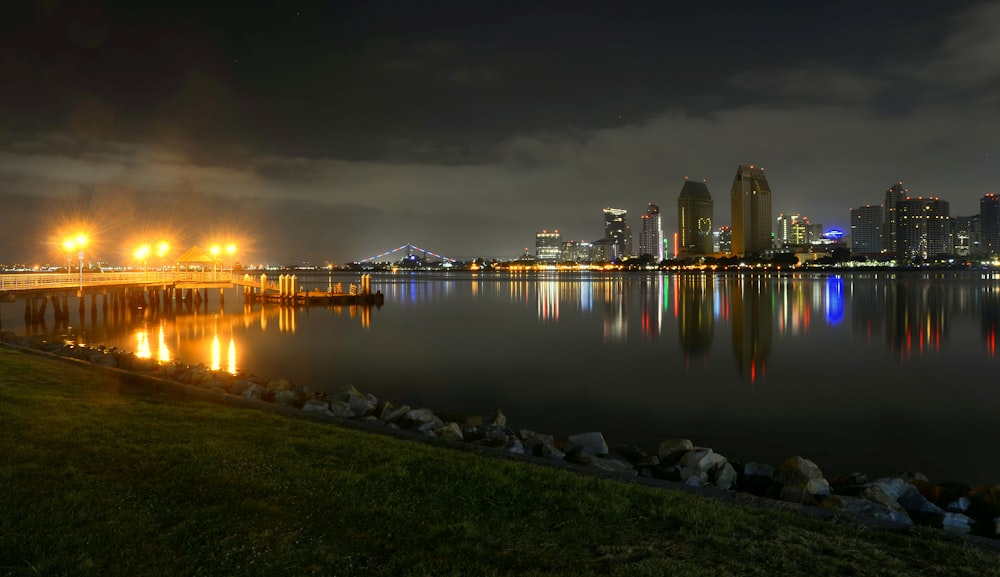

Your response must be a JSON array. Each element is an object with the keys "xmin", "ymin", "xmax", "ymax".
[{"xmin": 2, "ymin": 1, "xmax": 998, "ymax": 265}]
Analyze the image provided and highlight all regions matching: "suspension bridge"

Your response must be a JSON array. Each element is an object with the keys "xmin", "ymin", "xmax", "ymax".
[{"xmin": 356, "ymin": 243, "xmax": 457, "ymax": 264}]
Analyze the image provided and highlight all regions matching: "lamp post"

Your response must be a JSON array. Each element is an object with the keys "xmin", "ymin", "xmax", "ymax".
[
  {"xmin": 62, "ymin": 238, "xmax": 75, "ymax": 279},
  {"xmin": 64, "ymin": 234, "xmax": 88, "ymax": 291},
  {"xmin": 225, "ymin": 243, "xmax": 237, "ymax": 280},
  {"xmin": 134, "ymin": 245, "xmax": 150, "ymax": 281},
  {"xmin": 156, "ymin": 242, "xmax": 170, "ymax": 280},
  {"xmin": 210, "ymin": 245, "xmax": 220, "ymax": 280}
]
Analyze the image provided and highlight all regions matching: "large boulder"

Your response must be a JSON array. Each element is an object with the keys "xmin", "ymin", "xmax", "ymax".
[
  {"xmin": 401, "ymin": 408, "xmax": 443, "ymax": 430},
  {"xmin": 567, "ymin": 452, "xmax": 637, "ymax": 477},
  {"xmin": 301, "ymin": 399, "xmax": 333, "ymax": 415},
  {"xmin": 378, "ymin": 402, "xmax": 410, "ymax": 424},
  {"xmin": 433, "ymin": 422, "xmax": 464, "ymax": 442},
  {"xmin": 657, "ymin": 439, "xmax": 693, "ymax": 463},
  {"xmin": 775, "ymin": 456, "xmax": 824, "ymax": 486},
  {"xmin": 347, "ymin": 395, "xmax": 375, "ymax": 417},
  {"xmin": 567, "ymin": 432, "xmax": 609, "ymax": 456},
  {"xmin": 820, "ymin": 495, "xmax": 912, "ymax": 526},
  {"xmin": 680, "ymin": 448, "xmax": 727, "ymax": 474},
  {"xmin": 328, "ymin": 401, "xmax": 356, "ymax": 418}
]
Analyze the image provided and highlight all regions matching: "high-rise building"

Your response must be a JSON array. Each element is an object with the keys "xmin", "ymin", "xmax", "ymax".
[
  {"xmin": 638, "ymin": 203, "xmax": 665, "ymax": 261},
  {"xmin": 775, "ymin": 213, "xmax": 799, "ymax": 248},
  {"xmin": 717, "ymin": 226, "xmax": 732, "ymax": 254},
  {"xmin": 561, "ymin": 240, "xmax": 594, "ymax": 262},
  {"xmin": 883, "ymin": 181, "xmax": 908, "ymax": 255},
  {"xmin": 981, "ymin": 194, "xmax": 1000, "ymax": 258},
  {"xmin": 953, "ymin": 215, "xmax": 980, "ymax": 257},
  {"xmin": 602, "ymin": 208, "xmax": 632, "ymax": 260},
  {"xmin": 677, "ymin": 179, "xmax": 714, "ymax": 255},
  {"xmin": 850, "ymin": 205, "xmax": 884, "ymax": 254},
  {"xmin": 535, "ymin": 230, "xmax": 561, "ymax": 262},
  {"xmin": 896, "ymin": 197, "xmax": 950, "ymax": 261},
  {"xmin": 730, "ymin": 164, "xmax": 773, "ymax": 256}
]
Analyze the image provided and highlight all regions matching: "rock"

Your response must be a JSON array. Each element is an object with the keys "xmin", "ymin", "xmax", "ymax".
[
  {"xmin": 860, "ymin": 486, "xmax": 907, "ymax": 515},
  {"xmin": 612, "ymin": 445, "xmax": 649, "ymax": 466},
  {"xmin": 301, "ymin": 399, "xmax": 332, "ymax": 414},
  {"xmin": 332, "ymin": 384, "xmax": 363, "ymax": 401},
  {"xmin": 829, "ymin": 472, "xmax": 869, "ymax": 488},
  {"xmin": 402, "ymin": 408, "xmax": 443, "ymax": 430},
  {"xmin": 504, "ymin": 438, "xmax": 525, "ymax": 455},
  {"xmin": 657, "ymin": 439, "xmax": 693, "ymax": 463},
  {"xmin": 328, "ymin": 401, "xmax": 355, "ymax": 418},
  {"xmin": 568, "ymin": 452, "xmax": 638, "ymax": 476},
  {"xmin": 775, "ymin": 456, "xmax": 824, "ymax": 487},
  {"xmin": 680, "ymin": 448, "xmax": 727, "ymax": 474},
  {"xmin": 532, "ymin": 440, "xmax": 566, "ymax": 461},
  {"xmin": 897, "ymin": 486, "xmax": 945, "ymax": 520},
  {"xmin": 478, "ymin": 425, "xmax": 512, "ymax": 448},
  {"xmin": 820, "ymin": 495, "xmax": 912, "ymax": 526},
  {"xmin": 946, "ymin": 496, "xmax": 971, "ymax": 514},
  {"xmin": 711, "ymin": 462, "xmax": 738, "ymax": 491},
  {"xmin": 869, "ymin": 477, "xmax": 911, "ymax": 501},
  {"xmin": 679, "ymin": 468, "xmax": 708, "ymax": 485},
  {"xmin": 131, "ymin": 357, "xmax": 157, "ymax": 371},
  {"xmin": 941, "ymin": 512, "xmax": 974, "ymax": 534},
  {"xmin": 274, "ymin": 389, "xmax": 307, "ymax": 407},
  {"xmin": 520, "ymin": 430, "xmax": 554, "ymax": 444},
  {"xmin": 649, "ymin": 463, "xmax": 682, "ymax": 482},
  {"xmin": 567, "ymin": 432, "xmax": 609, "ymax": 456},
  {"xmin": 347, "ymin": 395, "xmax": 375, "ymax": 417},
  {"xmin": 433, "ymin": 422, "xmax": 464, "ymax": 442},
  {"xmin": 378, "ymin": 403, "xmax": 410, "ymax": 424},
  {"xmin": 484, "ymin": 409, "xmax": 507, "ymax": 427},
  {"xmin": 779, "ymin": 485, "xmax": 824, "ymax": 506},
  {"xmin": 241, "ymin": 383, "xmax": 268, "ymax": 400}
]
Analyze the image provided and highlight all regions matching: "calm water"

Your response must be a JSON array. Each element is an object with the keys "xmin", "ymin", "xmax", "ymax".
[{"xmin": 3, "ymin": 271, "xmax": 999, "ymax": 485}]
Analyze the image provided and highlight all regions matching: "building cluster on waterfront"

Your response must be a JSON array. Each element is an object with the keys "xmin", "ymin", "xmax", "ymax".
[{"xmin": 529, "ymin": 164, "xmax": 1000, "ymax": 267}]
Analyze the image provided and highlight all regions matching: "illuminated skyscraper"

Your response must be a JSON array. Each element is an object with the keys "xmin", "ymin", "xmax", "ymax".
[
  {"xmin": 850, "ymin": 205, "xmax": 884, "ymax": 254},
  {"xmin": 638, "ymin": 203, "xmax": 665, "ymax": 261},
  {"xmin": 602, "ymin": 207, "xmax": 632, "ymax": 260},
  {"xmin": 730, "ymin": 164, "xmax": 772, "ymax": 256},
  {"xmin": 775, "ymin": 213, "xmax": 799, "ymax": 248},
  {"xmin": 678, "ymin": 179, "xmax": 714, "ymax": 255},
  {"xmin": 981, "ymin": 193, "xmax": 1000, "ymax": 258},
  {"xmin": 883, "ymin": 181, "xmax": 908, "ymax": 255},
  {"xmin": 896, "ymin": 197, "xmax": 950, "ymax": 261},
  {"xmin": 535, "ymin": 230, "xmax": 561, "ymax": 262}
]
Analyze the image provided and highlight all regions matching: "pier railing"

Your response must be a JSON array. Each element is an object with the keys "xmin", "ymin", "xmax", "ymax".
[{"xmin": 0, "ymin": 271, "xmax": 233, "ymax": 292}]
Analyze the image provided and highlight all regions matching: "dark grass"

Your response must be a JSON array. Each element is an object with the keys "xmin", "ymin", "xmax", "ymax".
[{"xmin": 2, "ymin": 346, "xmax": 999, "ymax": 576}]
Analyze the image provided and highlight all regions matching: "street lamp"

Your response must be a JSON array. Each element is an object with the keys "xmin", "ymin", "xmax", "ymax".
[
  {"xmin": 64, "ymin": 234, "xmax": 88, "ymax": 291},
  {"xmin": 134, "ymin": 244, "xmax": 150, "ymax": 281},
  {"xmin": 210, "ymin": 245, "xmax": 220, "ymax": 280},
  {"xmin": 225, "ymin": 243, "xmax": 237, "ymax": 279},
  {"xmin": 156, "ymin": 242, "xmax": 170, "ymax": 280}
]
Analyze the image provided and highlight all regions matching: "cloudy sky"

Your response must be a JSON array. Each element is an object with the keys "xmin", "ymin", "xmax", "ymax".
[{"xmin": 2, "ymin": 1, "xmax": 998, "ymax": 265}]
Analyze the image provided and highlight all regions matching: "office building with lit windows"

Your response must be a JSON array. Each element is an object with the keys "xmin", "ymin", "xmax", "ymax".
[
  {"xmin": 535, "ymin": 230, "xmax": 561, "ymax": 262},
  {"xmin": 896, "ymin": 197, "xmax": 950, "ymax": 261},
  {"xmin": 850, "ymin": 205, "xmax": 884, "ymax": 255},
  {"xmin": 602, "ymin": 207, "xmax": 632, "ymax": 261},
  {"xmin": 982, "ymin": 194, "xmax": 1000, "ymax": 258},
  {"xmin": 678, "ymin": 179, "xmax": 714, "ymax": 255},
  {"xmin": 639, "ymin": 203, "xmax": 665, "ymax": 261},
  {"xmin": 884, "ymin": 181, "xmax": 908, "ymax": 255},
  {"xmin": 730, "ymin": 164, "xmax": 772, "ymax": 256}
]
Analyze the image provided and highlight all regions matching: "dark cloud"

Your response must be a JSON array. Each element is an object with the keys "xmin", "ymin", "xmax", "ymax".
[{"xmin": 0, "ymin": 1, "xmax": 997, "ymax": 263}]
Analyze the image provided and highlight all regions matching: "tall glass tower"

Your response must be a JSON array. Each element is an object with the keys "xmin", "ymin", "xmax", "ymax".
[
  {"xmin": 982, "ymin": 193, "xmax": 1000, "ymax": 258},
  {"xmin": 602, "ymin": 208, "xmax": 632, "ymax": 260},
  {"xmin": 730, "ymin": 164, "xmax": 772, "ymax": 256},
  {"xmin": 678, "ymin": 179, "xmax": 714, "ymax": 255},
  {"xmin": 883, "ymin": 181, "xmax": 908, "ymax": 256},
  {"xmin": 639, "ymin": 203, "xmax": 665, "ymax": 261}
]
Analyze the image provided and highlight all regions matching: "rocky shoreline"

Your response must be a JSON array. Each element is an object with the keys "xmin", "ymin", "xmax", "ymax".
[{"xmin": 4, "ymin": 330, "xmax": 999, "ymax": 541}]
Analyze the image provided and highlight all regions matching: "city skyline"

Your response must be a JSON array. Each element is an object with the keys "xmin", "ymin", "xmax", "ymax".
[{"xmin": 1, "ymin": 2, "xmax": 998, "ymax": 265}]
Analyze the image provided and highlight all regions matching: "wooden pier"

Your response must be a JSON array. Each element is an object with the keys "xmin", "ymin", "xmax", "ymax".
[{"xmin": 233, "ymin": 273, "xmax": 383, "ymax": 306}]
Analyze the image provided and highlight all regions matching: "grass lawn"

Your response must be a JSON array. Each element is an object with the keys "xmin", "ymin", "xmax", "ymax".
[{"xmin": 2, "ymin": 346, "xmax": 999, "ymax": 576}]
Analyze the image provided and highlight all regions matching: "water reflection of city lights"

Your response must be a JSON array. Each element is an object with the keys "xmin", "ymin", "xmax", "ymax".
[
  {"xmin": 158, "ymin": 323, "xmax": 170, "ymax": 363},
  {"xmin": 228, "ymin": 336, "xmax": 237, "ymax": 375},
  {"xmin": 136, "ymin": 326, "xmax": 151, "ymax": 359},
  {"xmin": 211, "ymin": 334, "xmax": 221, "ymax": 372}
]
